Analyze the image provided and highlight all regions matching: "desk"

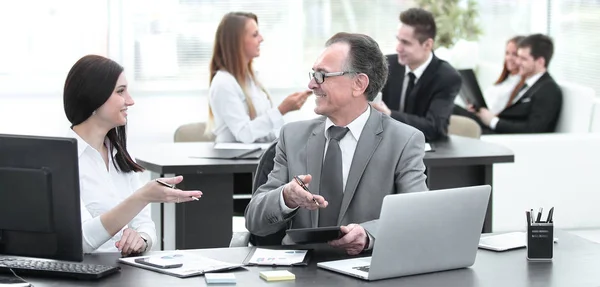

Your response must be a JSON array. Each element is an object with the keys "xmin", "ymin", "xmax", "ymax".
[
  {"xmin": 25, "ymin": 231, "xmax": 600, "ymax": 286},
  {"xmin": 136, "ymin": 135, "xmax": 513, "ymax": 249}
]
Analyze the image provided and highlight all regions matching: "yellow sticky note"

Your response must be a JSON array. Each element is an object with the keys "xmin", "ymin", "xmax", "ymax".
[{"xmin": 259, "ymin": 270, "xmax": 296, "ymax": 282}]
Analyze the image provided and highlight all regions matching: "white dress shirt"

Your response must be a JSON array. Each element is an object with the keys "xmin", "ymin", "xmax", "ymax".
[
  {"xmin": 484, "ymin": 74, "xmax": 521, "ymax": 115},
  {"xmin": 278, "ymin": 107, "xmax": 374, "ymax": 248},
  {"xmin": 399, "ymin": 52, "xmax": 433, "ymax": 112},
  {"xmin": 67, "ymin": 129, "xmax": 157, "ymax": 253},
  {"xmin": 209, "ymin": 70, "xmax": 284, "ymax": 144},
  {"xmin": 489, "ymin": 71, "xmax": 545, "ymax": 130}
]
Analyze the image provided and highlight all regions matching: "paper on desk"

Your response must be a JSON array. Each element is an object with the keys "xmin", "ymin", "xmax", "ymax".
[
  {"xmin": 214, "ymin": 142, "xmax": 273, "ymax": 150},
  {"xmin": 119, "ymin": 253, "xmax": 243, "ymax": 278},
  {"xmin": 247, "ymin": 248, "xmax": 308, "ymax": 266},
  {"xmin": 425, "ymin": 143, "xmax": 432, "ymax": 152}
]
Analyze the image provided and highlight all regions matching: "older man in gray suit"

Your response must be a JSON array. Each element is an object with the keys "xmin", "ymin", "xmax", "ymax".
[{"xmin": 245, "ymin": 32, "xmax": 428, "ymax": 255}]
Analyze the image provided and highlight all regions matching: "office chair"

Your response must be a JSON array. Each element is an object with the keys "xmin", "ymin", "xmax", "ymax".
[
  {"xmin": 448, "ymin": 115, "xmax": 482, "ymax": 139},
  {"xmin": 173, "ymin": 122, "xmax": 215, "ymax": 142},
  {"xmin": 229, "ymin": 140, "xmax": 287, "ymax": 247}
]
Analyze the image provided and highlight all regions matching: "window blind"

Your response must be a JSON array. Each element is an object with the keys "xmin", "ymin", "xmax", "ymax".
[
  {"xmin": 548, "ymin": 0, "xmax": 600, "ymax": 97},
  {"xmin": 118, "ymin": 0, "xmax": 413, "ymax": 92}
]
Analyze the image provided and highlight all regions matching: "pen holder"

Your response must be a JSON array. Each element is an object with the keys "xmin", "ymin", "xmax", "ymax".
[{"xmin": 527, "ymin": 223, "xmax": 553, "ymax": 261}]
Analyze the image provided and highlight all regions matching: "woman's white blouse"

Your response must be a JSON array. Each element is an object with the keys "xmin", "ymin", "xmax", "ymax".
[
  {"xmin": 67, "ymin": 129, "xmax": 156, "ymax": 253},
  {"xmin": 484, "ymin": 74, "xmax": 522, "ymax": 115},
  {"xmin": 209, "ymin": 70, "xmax": 284, "ymax": 143}
]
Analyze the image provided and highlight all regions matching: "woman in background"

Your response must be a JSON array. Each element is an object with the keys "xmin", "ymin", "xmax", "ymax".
[
  {"xmin": 207, "ymin": 12, "xmax": 311, "ymax": 143},
  {"xmin": 64, "ymin": 55, "xmax": 202, "ymax": 255},
  {"xmin": 482, "ymin": 35, "xmax": 526, "ymax": 114}
]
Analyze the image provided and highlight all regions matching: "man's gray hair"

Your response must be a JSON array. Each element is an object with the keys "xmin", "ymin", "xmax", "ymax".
[{"xmin": 325, "ymin": 32, "xmax": 388, "ymax": 101}]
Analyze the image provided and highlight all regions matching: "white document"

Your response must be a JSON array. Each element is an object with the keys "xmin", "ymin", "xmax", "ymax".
[
  {"xmin": 119, "ymin": 253, "xmax": 243, "ymax": 278},
  {"xmin": 213, "ymin": 142, "xmax": 273, "ymax": 150},
  {"xmin": 247, "ymin": 248, "xmax": 308, "ymax": 266},
  {"xmin": 425, "ymin": 143, "xmax": 432, "ymax": 152}
]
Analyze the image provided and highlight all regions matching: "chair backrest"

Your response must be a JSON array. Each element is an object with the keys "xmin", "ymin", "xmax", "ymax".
[
  {"xmin": 248, "ymin": 140, "xmax": 288, "ymax": 246},
  {"xmin": 448, "ymin": 115, "xmax": 482, "ymax": 139},
  {"xmin": 173, "ymin": 122, "xmax": 215, "ymax": 142},
  {"xmin": 252, "ymin": 140, "xmax": 278, "ymax": 193},
  {"xmin": 555, "ymin": 82, "xmax": 595, "ymax": 133}
]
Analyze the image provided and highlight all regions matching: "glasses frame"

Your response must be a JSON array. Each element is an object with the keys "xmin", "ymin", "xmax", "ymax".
[{"xmin": 309, "ymin": 71, "xmax": 356, "ymax": 84}]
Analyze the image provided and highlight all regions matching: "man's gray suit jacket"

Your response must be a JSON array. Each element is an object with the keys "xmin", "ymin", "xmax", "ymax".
[{"xmin": 245, "ymin": 106, "xmax": 428, "ymax": 243}]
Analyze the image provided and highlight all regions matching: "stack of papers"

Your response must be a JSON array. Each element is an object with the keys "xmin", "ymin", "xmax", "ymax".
[
  {"xmin": 214, "ymin": 143, "xmax": 273, "ymax": 150},
  {"xmin": 244, "ymin": 248, "xmax": 309, "ymax": 266}
]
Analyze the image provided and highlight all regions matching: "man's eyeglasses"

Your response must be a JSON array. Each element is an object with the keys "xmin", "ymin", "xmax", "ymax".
[{"xmin": 309, "ymin": 71, "xmax": 356, "ymax": 84}]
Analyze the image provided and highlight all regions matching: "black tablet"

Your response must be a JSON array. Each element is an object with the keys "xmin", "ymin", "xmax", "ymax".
[{"xmin": 286, "ymin": 227, "xmax": 343, "ymax": 244}]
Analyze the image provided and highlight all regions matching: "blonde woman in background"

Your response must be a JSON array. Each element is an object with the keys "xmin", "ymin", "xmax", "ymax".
[{"xmin": 207, "ymin": 12, "xmax": 311, "ymax": 143}]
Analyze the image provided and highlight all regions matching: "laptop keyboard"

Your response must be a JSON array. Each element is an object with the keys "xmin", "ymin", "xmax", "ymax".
[{"xmin": 352, "ymin": 265, "xmax": 370, "ymax": 273}]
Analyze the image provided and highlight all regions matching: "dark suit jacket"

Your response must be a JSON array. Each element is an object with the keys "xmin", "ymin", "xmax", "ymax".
[
  {"xmin": 381, "ymin": 54, "xmax": 462, "ymax": 141},
  {"xmin": 494, "ymin": 72, "xmax": 562, "ymax": 133}
]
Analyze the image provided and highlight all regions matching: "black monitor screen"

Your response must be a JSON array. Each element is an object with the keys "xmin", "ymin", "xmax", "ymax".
[{"xmin": 0, "ymin": 134, "xmax": 83, "ymax": 261}]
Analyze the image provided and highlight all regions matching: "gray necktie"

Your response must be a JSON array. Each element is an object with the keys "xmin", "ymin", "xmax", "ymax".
[{"xmin": 318, "ymin": 126, "xmax": 350, "ymax": 227}]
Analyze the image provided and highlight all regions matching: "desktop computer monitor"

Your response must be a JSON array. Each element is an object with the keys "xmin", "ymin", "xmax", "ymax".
[{"xmin": 0, "ymin": 134, "xmax": 83, "ymax": 262}]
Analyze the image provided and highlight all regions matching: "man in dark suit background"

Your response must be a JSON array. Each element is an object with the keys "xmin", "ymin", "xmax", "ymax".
[
  {"xmin": 458, "ymin": 34, "xmax": 562, "ymax": 134},
  {"xmin": 372, "ymin": 8, "xmax": 461, "ymax": 141}
]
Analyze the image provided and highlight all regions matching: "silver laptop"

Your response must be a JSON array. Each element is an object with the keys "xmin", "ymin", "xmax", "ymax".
[{"xmin": 317, "ymin": 185, "xmax": 491, "ymax": 281}]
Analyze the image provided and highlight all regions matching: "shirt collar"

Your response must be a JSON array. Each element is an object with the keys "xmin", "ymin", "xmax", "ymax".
[
  {"xmin": 324, "ymin": 106, "xmax": 371, "ymax": 141},
  {"xmin": 405, "ymin": 52, "xmax": 433, "ymax": 82},
  {"xmin": 525, "ymin": 71, "xmax": 545, "ymax": 87},
  {"xmin": 66, "ymin": 128, "xmax": 115, "ymax": 158}
]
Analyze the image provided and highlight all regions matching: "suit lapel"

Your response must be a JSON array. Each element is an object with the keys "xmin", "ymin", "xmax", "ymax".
[
  {"xmin": 516, "ymin": 72, "xmax": 550, "ymax": 104},
  {"xmin": 405, "ymin": 55, "xmax": 439, "ymax": 113},
  {"xmin": 385, "ymin": 58, "xmax": 405, "ymax": 110},
  {"xmin": 306, "ymin": 120, "xmax": 326, "ymax": 227},
  {"xmin": 504, "ymin": 73, "xmax": 550, "ymax": 111},
  {"xmin": 337, "ymin": 107, "xmax": 383, "ymax": 224}
]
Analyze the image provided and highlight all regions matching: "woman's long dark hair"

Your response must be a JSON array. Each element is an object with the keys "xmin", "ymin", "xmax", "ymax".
[{"xmin": 63, "ymin": 55, "xmax": 144, "ymax": 173}]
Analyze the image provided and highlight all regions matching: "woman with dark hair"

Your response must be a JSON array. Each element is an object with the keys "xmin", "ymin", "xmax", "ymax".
[
  {"xmin": 482, "ymin": 35, "xmax": 526, "ymax": 114},
  {"xmin": 64, "ymin": 55, "xmax": 202, "ymax": 255},
  {"xmin": 206, "ymin": 12, "xmax": 312, "ymax": 143}
]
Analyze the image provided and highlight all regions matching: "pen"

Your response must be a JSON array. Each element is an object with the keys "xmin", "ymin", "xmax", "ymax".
[
  {"xmin": 536, "ymin": 207, "xmax": 543, "ymax": 223},
  {"xmin": 546, "ymin": 207, "xmax": 554, "ymax": 223},
  {"xmin": 233, "ymin": 147, "xmax": 262, "ymax": 159},
  {"xmin": 526, "ymin": 210, "xmax": 531, "ymax": 227},
  {"xmin": 156, "ymin": 179, "xmax": 199, "ymax": 201},
  {"xmin": 293, "ymin": 176, "xmax": 319, "ymax": 206},
  {"xmin": 530, "ymin": 209, "xmax": 534, "ymax": 225}
]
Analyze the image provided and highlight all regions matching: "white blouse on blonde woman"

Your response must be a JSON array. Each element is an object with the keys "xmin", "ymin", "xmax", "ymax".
[
  {"xmin": 208, "ymin": 70, "xmax": 284, "ymax": 143},
  {"xmin": 67, "ymin": 128, "xmax": 157, "ymax": 253},
  {"xmin": 483, "ymin": 74, "xmax": 522, "ymax": 115}
]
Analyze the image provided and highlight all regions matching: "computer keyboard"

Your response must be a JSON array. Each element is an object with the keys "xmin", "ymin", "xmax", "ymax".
[
  {"xmin": 353, "ymin": 265, "xmax": 370, "ymax": 273},
  {"xmin": 0, "ymin": 257, "xmax": 120, "ymax": 280}
]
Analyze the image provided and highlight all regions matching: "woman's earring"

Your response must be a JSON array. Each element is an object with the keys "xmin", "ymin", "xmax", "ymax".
[{"xmin": 92, "ymin": 110, "xmax": 97, "ymax": 115}]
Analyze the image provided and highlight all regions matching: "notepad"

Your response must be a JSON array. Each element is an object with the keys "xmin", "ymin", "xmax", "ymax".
[
  {"xmin": 259, "ymin": 270, "xmax": 295, "ymax": 282},
  {"xmin": 205, "ymin": 273, "xmax": 236, "ymax": 284}
]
